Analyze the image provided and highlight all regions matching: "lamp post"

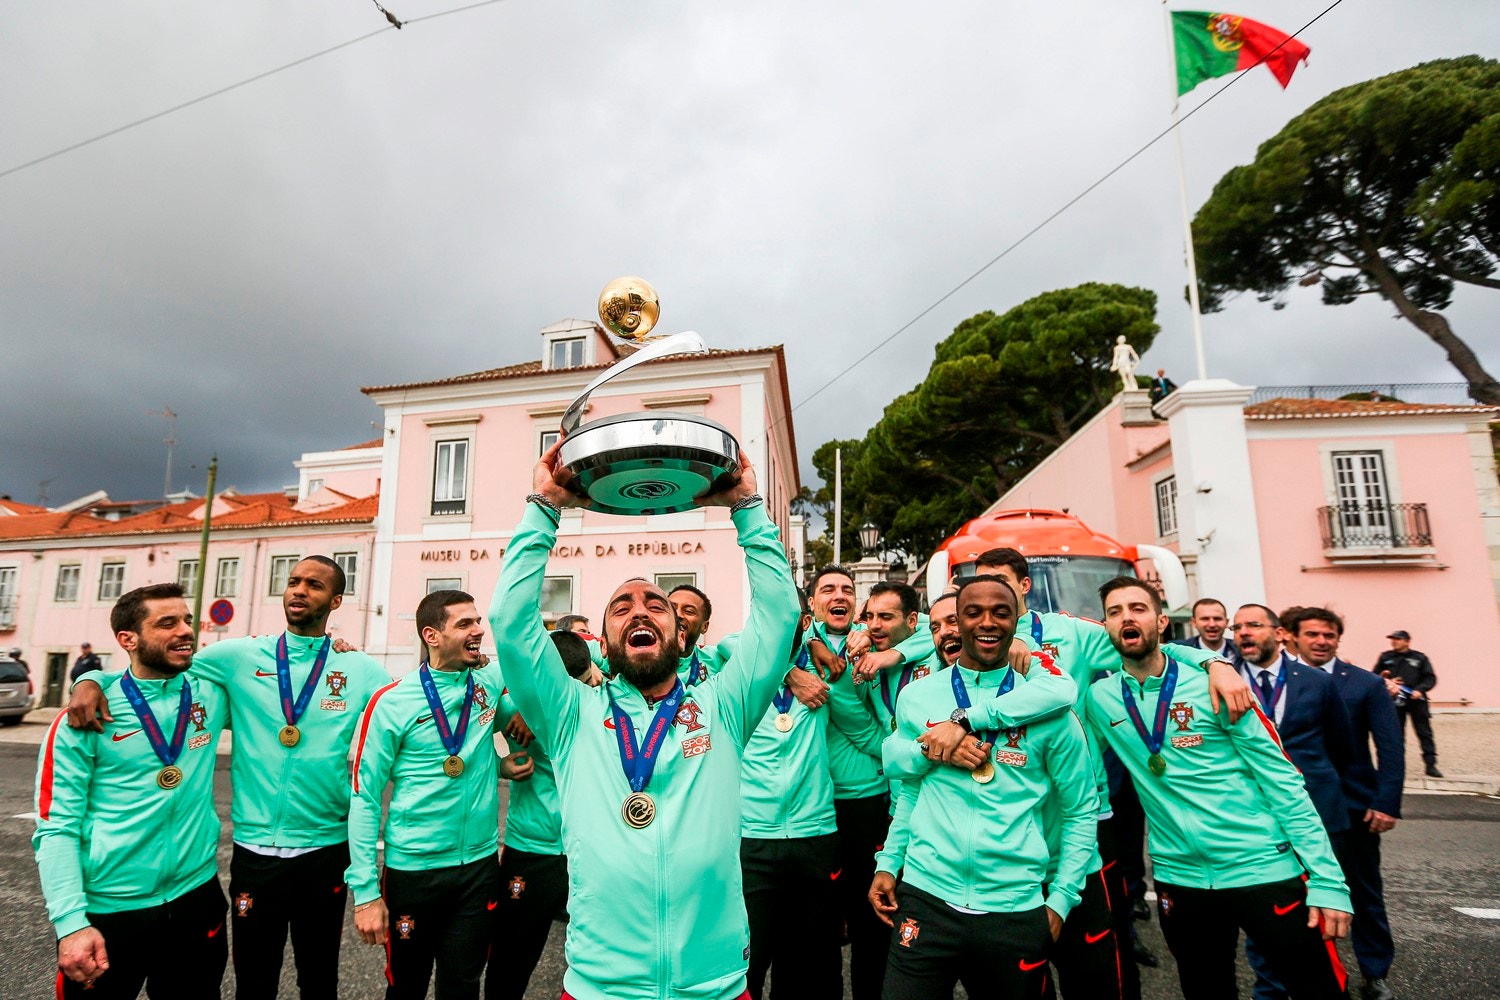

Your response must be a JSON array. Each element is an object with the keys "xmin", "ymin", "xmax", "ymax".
[{"xmin": 852, "ymin": 521, "xmax": 888, "ymax": 604}]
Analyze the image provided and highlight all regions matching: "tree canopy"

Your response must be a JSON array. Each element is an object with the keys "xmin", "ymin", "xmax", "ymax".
[
  {"xmin": 1193, "ymin": 56, "xmax": 1500, "ymax": 402},
  {"xmin": 809, "ymin": 283, "xmax": 1160, "ymax": 559}
]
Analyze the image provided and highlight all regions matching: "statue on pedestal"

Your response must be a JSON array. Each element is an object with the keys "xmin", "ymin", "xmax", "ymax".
[{"xmin": 1109, "ymin": 335, "xmax": 1140, "ymax": 393}]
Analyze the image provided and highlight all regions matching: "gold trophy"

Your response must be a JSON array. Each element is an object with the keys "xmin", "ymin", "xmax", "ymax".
[{"xmin": 557, "ymin": 278, "xmax": 743, "ymax": 516}]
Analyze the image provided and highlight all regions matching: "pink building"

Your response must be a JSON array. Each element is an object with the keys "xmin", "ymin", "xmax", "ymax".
[
  {"xmin": 0, "ymin": 320, "xmax": 801, "ymax": 699},
  {"xmin": 991, "ymin": 381, "xmax": 1500, "ymax": 708}
]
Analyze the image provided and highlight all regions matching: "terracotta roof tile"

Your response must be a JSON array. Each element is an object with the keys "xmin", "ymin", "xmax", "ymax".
[
  {"xmin": 360, "ymin": 348, "xmax": 779, "ymax": 394},
  {"xmin": 0, "ymin": 494, "xmax": 378, "ymax": 542},
  {"xmin": 1244, "ymin": 397, "xmax": 1500, "ymax": 419},
  {"xmin": 0, "ymin": 498, "xmax": 49, "ymax": 515},
  {"xmin": 341, "ymin": 438, "xmax": 384, "ymax": 451}
]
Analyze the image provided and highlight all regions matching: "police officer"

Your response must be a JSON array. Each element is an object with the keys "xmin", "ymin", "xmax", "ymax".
[{"xmin": 1375, "ymin": 631, "xmax": 1441, "ymax": 778}]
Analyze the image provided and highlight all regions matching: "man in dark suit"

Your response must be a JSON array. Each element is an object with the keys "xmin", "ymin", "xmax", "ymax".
[
  {"xmin": 1172, "ymin": 597, "xmax": 1244, "ymax": 668},
  {"xmin": 1293, "ymin": 607, "xmax": 1404, "ymax": 1000},
  {"xmin": 1232, "ymin": 603, "xmax": 1355, "ymax": 1000}
]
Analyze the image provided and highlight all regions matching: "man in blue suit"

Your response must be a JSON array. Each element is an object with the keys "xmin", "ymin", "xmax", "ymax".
[
  {"xmin": 1291, "ymin": 607, "xmax": 1404, "ymax": 1000},
  {"xmin": 1232, "ymin": 603, "xmax": 1356, "ymax": 1000},
  {"xmin": 1172, "ymin": 597, "xmax": 1244, "ymax": 668}
]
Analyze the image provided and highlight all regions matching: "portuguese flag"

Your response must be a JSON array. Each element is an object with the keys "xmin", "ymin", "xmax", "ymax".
[{"xmin": 1171, "ymin": 11, "xmax": 1311, "ymax": 95}]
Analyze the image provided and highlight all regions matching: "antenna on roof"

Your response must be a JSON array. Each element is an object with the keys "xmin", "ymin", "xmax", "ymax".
[
  {"xmin": 37, "ymin": 477, "xmax": 55, "ymax": 506},
  {"xmin": 147, "ymin": 406, "xmax": 178, "ymax": 498}
]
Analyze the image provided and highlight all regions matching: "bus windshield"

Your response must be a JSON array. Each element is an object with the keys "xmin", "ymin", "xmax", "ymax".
[{"xmin": 951, "ymin": 555, "xmax": 1137, "ymax": 618}]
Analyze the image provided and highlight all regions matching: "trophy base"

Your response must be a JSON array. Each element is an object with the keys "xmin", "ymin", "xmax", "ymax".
[{"xmin": 558, "ymin": 412, "xmax": 741, "ymax": 516}]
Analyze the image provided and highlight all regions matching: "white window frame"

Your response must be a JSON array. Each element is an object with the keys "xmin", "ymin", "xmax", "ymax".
[
  {"xmin": 55, "ymin": 565, "xmax": 81, "ymax": 603},
  {"xmin": 539, "ymin": 429, "xmax": 560, "ymax": 457},
  {"xmin": 1154, "ymin": 475, "xmax": 1179, "ymax": 538},
  {"xmin": 177, "ymin": 559, "xmax": 201, "ymax": 600},
  {"xmin": 334, "ymin": 551, "xmax": 359, "ymax": 598},
  {"xmin": 268, "ymin": 555, "xmax": 299, "ymax": 596},
  {"xmin": 549, "ymin": 336, "xmax": 586, "ymax": 369},
  {"xmin": 425, "ymin": 577, "xmax": 464, "ymax": 595},
  {"xmin": 0, "ymin": 567, "xmax": 16, "ymax": 629},
  {"xmin": 215, "ymin": 557, "xmax": 240, "ymax": 598},
  {"xmin": 98, "ymin": 562, "xmax": 126, "ymax": 602},
  {"xmin": 431, "ymin": 438, "xmax": 471, "ymax": 517},
  {"xmin": 540, "ymin": 575, "xmax": 575, "ymax": 619},
  {"xmin": 654, "ymin": 572, "xmax": 698, "ymax": 593},
  {"xmin": 307, "ymin": 477, "xmax": 324, "ymax": 494}
]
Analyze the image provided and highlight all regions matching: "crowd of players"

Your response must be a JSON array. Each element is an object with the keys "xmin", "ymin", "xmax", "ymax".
[{"xmin": 31, "ymin": 444, "xmax": 1413, "ymax": 999}]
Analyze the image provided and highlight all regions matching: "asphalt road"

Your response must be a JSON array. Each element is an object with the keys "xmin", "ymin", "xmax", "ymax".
[{"xmin": 2, "ymin": 742, "xmax": 1497, "ymax": 999}]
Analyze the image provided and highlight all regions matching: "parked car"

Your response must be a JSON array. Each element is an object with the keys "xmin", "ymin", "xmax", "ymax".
[{"xmin": 0, "ymin": 659, "xmax": 34, "ymax": 726}]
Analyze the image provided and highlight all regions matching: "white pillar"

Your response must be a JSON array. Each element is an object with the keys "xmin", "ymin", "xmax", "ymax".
[
  {"xmin": 1153, "ymin": 379, "xmax": 1266, "ymax": 612},
  {"xmin": 851, "ymin": 558, "xmax": 887, "ymax": 606}
]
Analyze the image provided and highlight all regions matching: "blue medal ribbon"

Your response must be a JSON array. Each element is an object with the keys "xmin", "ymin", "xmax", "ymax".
[
  {"xmin": 418, "ymin": 663, "xmax": 475, "ymax": 758},
  {"xmin": 276, "ymin": 633, "xmax": 331, "ymax": 727},
  {"xmin": 950, "ymin": 665, "xmax": 1016, "ymax": 745},
  {"xmin": 685, "ymin": 649, "xmax": 706, "ymax": 687},
  {"xmin": 607, "ymin": 680, "xmax": 684, "ymax": 793},
  {"xmin": 1120, "ymin": 659, "xmax": 1179, "ymax": 760},
  {"xmin": 1029, "ymin": 610, "xmax": 1045, "ymax": 648},
  {"xmin": 878, "ymin": 661, "xmax": 916, "ymax": 721},
  {"xmin": 119, "ymin": 672, "xmax": 192, "ymax": 767},
  {"xmin": 772, "ymin": 647, "xmax": 810, "ymax": 715},
  {"xmin": 1249, "ymin": 663, "xmax": 1286, "ymax": 716}
]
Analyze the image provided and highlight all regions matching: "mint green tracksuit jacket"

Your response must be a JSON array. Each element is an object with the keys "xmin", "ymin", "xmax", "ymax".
[
  {"xmin": 491, "ymin": 501, "xmax": 799, "ymax": 1000},
  {"xmin": 740, "ymin": 642, "xmax": 837, "ymax": 839},
  {"xmin": 34, "ymin": 670, "xmax": 229, "ymax": 937},
  {"xmin": 497, "ymin": 689, "xmax": 563, "ymax": 856}
]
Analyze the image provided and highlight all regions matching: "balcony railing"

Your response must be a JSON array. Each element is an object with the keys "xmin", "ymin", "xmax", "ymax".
[
  {"xmin": 1251, "ymin": 383, "xmax": 1479, "ymax": 406},
  {"xmin": 1318, "ymin": 502, "xmax": 1432, "ymax": 550}
]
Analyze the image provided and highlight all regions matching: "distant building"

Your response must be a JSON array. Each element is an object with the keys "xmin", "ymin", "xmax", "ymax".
[
  {"xmin": 0, "ymin": 321, "xmax": 801, "ymax": 699},
  {"xmin": 990, "ymin": 381, "xmax": 1500, "ymax": 708}
]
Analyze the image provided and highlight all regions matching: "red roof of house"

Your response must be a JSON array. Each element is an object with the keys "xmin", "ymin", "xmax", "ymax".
[
  {"xmin": 342, "ymin": 438, "xmax": 384, "ymax": 450},
  {"xmin": 1244, "ymin": 398, "xmax": 1500, "ymax": 419},
  {"xmin": 0, "ymin": 493, "xmax": 378, "ymax": 543},
  {"xmin": 0, "ymin": 498, "xmax": 49, "ymax": 515}
]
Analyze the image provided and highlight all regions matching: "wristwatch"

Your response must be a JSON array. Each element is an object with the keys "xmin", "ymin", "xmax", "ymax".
[{"xmin": 949, "ymin": 708, "xmax": 972, "ymax": 733}]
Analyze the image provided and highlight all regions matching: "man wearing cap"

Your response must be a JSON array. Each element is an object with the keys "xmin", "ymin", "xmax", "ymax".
[
  {"xmin": 1375, "ymin": 631, "xmax": 1441, "ymax": 778},
  {"xmin": 69, "ymin": 643, "xmax": 103, "ymax": 682}
]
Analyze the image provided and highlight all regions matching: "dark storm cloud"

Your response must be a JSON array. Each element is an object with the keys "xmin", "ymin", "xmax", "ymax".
[{"xmin": 1, "ymin": 1, "xmax": 1495, "ymax": 505}]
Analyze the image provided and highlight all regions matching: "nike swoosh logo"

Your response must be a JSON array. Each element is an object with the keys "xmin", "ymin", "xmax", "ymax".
[
  {"xmin": 207, "ymin": 922, "xmax": 224, "ymax": 938},
  {"xmin": 1085, "ymin": 929, "xmax": 1111, "ymax": 944},
  {"xmin": 829, "ymin": 869, "xmax": 842, "ymax": 881},
  {"xmin": 111, "ymin": 730, "xmax": 142, "ymax": 742},
  {"xmin": 1110, "ymin": 719, "xmax": 1128, "ymax": 727},
  {"xmin": 415, "ymin": 715, "xmax": 433, "ymax": 725},
  {"xmin": 1273, "ymin": 902, "xmax": 1300, "ymax": 916},
  {"xmin": 603, "ymin": 718, "xmax": 617, "ymax": 729},
  {"xmin": 924, "ymin": 720, "xmax": 944, "ymax": 729},
  {"xmin": 486, "ymin": 900, "xmax": 498, "ymax": 911},
  {"xmin": 255, "ymin": 670, "xmax": 276, "ymax": 677},
  {"xmin": 1018, "ymin": 958, "xmax": 1048, "ymax": 972}
]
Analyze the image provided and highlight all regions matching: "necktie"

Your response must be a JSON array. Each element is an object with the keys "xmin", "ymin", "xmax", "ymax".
[{"xmin": 1259, "ymin": 669, "xmax": 1275, "ymax": 708}]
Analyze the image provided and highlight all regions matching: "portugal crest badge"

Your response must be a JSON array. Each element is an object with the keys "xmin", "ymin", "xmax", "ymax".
[
  {"xmin": 898, "ymin": 917, "xmax": 921, "ymax": 948},
  {"xmin": 509, "ymin": 876, "xmax": 526, "ymax": 899},
  {"xmin": 234, "ymin": 893, "xmax": 253, "ymax": 917},
  {"xmin": 325, "ymin": 670, "xmax": 347, "ymax": 698},
  {"xmin": 1169, "ymin": 702, "xmax": 1195, "ymax": 731},
  {"xmin": 396, "ymin": 915, "xmax": 416, "ymax": 939},
  {"xmin": 189, "ymin": 702, "xmax": 208, "ymax": 732}
]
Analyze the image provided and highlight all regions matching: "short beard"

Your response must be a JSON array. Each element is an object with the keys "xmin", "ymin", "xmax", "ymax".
[
  {"xmin": 607, "ymin": 634, "xmax": 683, "ymax": 691},
  {"xmin": 137, "ymin": 637, "xmax": 191, "ymax": 677}
]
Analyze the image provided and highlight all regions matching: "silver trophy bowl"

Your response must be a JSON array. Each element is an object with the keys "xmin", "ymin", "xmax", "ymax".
[{"xmin": 557, "ymin": 326, "xmax": 742, "ymax": 516}]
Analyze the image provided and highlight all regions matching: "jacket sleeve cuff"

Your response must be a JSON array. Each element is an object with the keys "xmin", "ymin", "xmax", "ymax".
[
  {"xmin": 730, "ymin": 501, "xmax": 772, "ymax": 536},
  {"xmin": 522, "ymin": 500, "xmax": 562, "ymax": 534},
  {"xmin": 1044, "ymin": 893, "xmax": 1076, "ymax": 923},
  {"xmin": 53, "ymin": 911, "xmax": 91, "ymax": 939},
  {"xmin": 1305, "ymin": 885, "xmax": 1353, "ymax": 913}
]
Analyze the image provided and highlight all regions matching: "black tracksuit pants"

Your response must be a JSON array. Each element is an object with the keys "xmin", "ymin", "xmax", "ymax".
[
  {"xmin": 881, "ymin": 883, "xmax": 1053, "ymax": 1000},
  {"xmin": 833, "ymin": 793, "xmax": 891, "ymax": 1000},
  {"xmin": 59, "ymin": 876, "xmax": 228, "ymax": 1000},
  {"xmin": 485, "ymin": 847, "xmax": 568, "ymax": 1000},
  {"xmin": 741, "ymin": 833, "xmax": 843, "ymax": 999},
  {"xmin": 383, "ymin": 853, "xmax": 502, "ymax": 1000},
  {"xmin": 228, "ymin": 842, "xmax": 351, "ymax": 999}
]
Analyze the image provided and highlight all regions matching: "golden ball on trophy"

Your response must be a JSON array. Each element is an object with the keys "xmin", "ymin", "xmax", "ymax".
[{"xmin": 598, "ymin": 276, "xmax": 661, "ymax": 343}]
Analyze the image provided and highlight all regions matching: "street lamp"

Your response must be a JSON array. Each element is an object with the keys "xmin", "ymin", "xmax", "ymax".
[{"xmin": 858, "ymin": 521, "xmax": 881, "ymax": 555}]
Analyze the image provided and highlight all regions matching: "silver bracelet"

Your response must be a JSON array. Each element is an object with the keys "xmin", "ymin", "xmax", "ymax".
[
  {"xmin": 526, "ymin": 493, "xmax": 562, "ymax": 518},
  {"xmin": 730, "ymin": 493, "xmax": 765, "ymax": 513}
]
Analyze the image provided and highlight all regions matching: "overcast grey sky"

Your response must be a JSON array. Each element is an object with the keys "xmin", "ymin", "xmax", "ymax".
[{"xmin": 2, "ymin": 0, "xmax": 1495, "ymax": 506}]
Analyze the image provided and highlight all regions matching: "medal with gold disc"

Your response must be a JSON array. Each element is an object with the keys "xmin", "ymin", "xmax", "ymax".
[
  {"xmin": 274, "ymin": 633, "xmax": 331, "ymax": 749},
  {"xmin": 418, "ymin": 663, "xmax": 475, "ymax": 779},
  {"xmin": 607, "ymin": 679, "xmax": 685, "ymax": 830},
  {"xmin": 118, "ymin": 670, "xmax": 195, "ymax": 792},
  {"xmin": 948, "ymin": 663, "xmax": 1015, "ymax": 783},
  {"xmin": 1120, "ymin": 660, "xmax": 1178, "ymax": 780},
  {"xmin": 771, "ymin": 647, "xmax": 809, "ymax": 733}
]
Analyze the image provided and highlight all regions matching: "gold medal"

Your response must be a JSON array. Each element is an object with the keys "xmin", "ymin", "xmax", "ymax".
[
  {"xmin": 889, "ymin": 718, "xmax": 898, "ymax": 733},
  {"xmin": 1148, "ymin": 752, "xmax": 1167, "ymax": 777},
  {"xmin": 157, "ymin": 765, "xmax": 184, "ymax": 790},
  {"xmin": 971, "ymin": 760, "xmax": 995, "ymax": 784},
  {"xmin": 443, "ymin": 755, "xmax": 465, "ymax": 778},
  {"xmin": 774, "ymin": 713, "xmax": 794, "ymax": 733},
  {"xmin": 278, "ymin": 724, "xmax": 301, "ymax": 748},
  {"xmin": 621, "ymin": 791, "xmax": 656, "ymax": 829}
]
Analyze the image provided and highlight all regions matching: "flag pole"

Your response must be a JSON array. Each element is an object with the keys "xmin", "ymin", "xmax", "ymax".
[
  {"xmin": 1163, "ymin": 2, "xmax": 1210, "ymax": 381},
  {"xmin": 833, "ymin": 447, "xmax": 843, "ymax": 566}
]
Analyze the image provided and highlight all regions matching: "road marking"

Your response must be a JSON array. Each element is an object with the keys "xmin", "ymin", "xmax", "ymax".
[
  {"xmin": 12, "ymin": 811, "xmax": 38, "ymax": 821},
  {"xmin": 1454, "ymin": 907, "xmax": 1500, "ymax": 919}
]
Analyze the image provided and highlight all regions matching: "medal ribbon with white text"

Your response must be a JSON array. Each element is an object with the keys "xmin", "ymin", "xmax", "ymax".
[
  {"xmin": 277, "ymin": 633, "xmax": 331, "ymax": 728},
  {"xmin": 1120, "ymin": 659, "xmax": 1179, "ymax": 765},
  {"xmin": 607, "ymin": 680, "xmax": 684, "ymax": 793},
  {"xmin": 119, "ymin": 672, "xmax": 193, "ymax": 768},
  {"xmin": 418, "ymin": 663, "xmax": 474, "ymax": 758},
  {"xmin": 949, "ymin": 665, "xmax": 1015, "ymax": 745}
]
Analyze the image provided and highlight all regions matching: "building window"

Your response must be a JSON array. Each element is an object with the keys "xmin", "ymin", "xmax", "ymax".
[
  {"xmin": 1155, "ymin": 476, "xmax": 1178, "ymax": 537},
  {"xmin": 98, "ymin": 562, "xmax": 126, "ymax": 602},
  {"xmin": 432, "ymin": 439, "xmax": 469, "ymax": 516},
  {"xmin": 0, "ymin": 567, "xmax": 16, "ymax": 629},
  {"xmin": 539, "ymin": 430, "xmax": 560, "ymax": 456},
  {"xmin": 426, "ymin": 577, "xmax": 463, "ymax": 594},
  {"xmin": 177, "ymin": 560, "xmax": 200, "ymax": 599},
  {"xmin": 550, "ymin": 337, "xmax": 586, "ymax": 369},
  {"xmin": 308, "ymin": 478, "xmax": 324, "ymax": 494},
  {"xmin": 655, "ymin": 572, "xmax": 697, "ymax": 593},
  {"xmin": 216, "ymin": 558, "xmax": 240, "ymax": 597},
  {"xmin": 541, "ymin": 577, "xmax": 574, "ymax": 617},
  {"xmin": 1331, "ymin": 450, "xmax": 1392, "ymax": 542},
  {"xmin": 268, "ymin": 555, "xmax": 299, "ymax": 596},
  {"xmin": 334, "ymin": 552, "xmax": 358, "ymax": 597},
  {"xmin": 55, "ymin": 565, "xmax": 81, "ymax": 603}
]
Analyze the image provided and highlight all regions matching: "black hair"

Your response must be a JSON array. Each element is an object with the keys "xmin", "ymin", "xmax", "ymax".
[
  {"xmin": 1237, "ymin": 603, "xmax": 1281, "ymax": 629},
  {"xmin": 668, "ymin": 584, "xmax": 712, "ymax": 622},
  {"xmin": 868, "ymin": 580, "xmax": 920, "ymax": 617},
  {"xmin": 296, "ymin": 555, "xmax": 346, "ymax": 595},
  {"xmin": 810, "ymin": 565, "xmax": 855, "ymax": 591},
  {"xmin": 954, "ymin": 574, "xmax": 1018, "ymax": 608},
  {"xmin": 550, "ymin": 629, "xmax": 594, "ymax": 678},
  {"xmin": 1098, "ymin": 576, "xmax": 1162, "ymax": 615},
  {"xmin": 111, "ymin": 583, "xmax": 186, "ymax": 635},
  {"xmin": 1191, "ymin": 597, "xmax": 1226, "ymax": 615},
  {"xmin": 415, "ymin": 589, "xmax": 475, "ymax": 646},
  {"xmin": 972, "ymin": 547, "xmax": 1030, "ymax": 582}
]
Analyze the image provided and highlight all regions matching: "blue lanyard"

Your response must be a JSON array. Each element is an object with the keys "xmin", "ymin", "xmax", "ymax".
[
  {"xmin": 950, "ymin": 666, "xmax": 1015, "ymax": 744},
  {"xmin": 607, "ymin": 680, "xmax": 684, "ymax": 793},
  {"xmin": 276, "ymin": 633, "xmax": 331, "ymax": 727},
  {"xmin": 879, "ymin": 661, "xmax": 916, "ymax": 719},
  {"xmin": 119, "ymin": 672, "xmax": 192, "ymax": 767},
  {"xmin": 685, "ymin": 649, "xmax": 706, "ymax": 687},
  {"xmin": 772, "ymin": 647, "xmax": 810, "ymax": 715},
  {"xmin": 1249, "ymin": 664, "xmax": 1287, "ymax": 716},
  {"xmin": 1029, "ymin": 610, "xmax": 1045, "ymax": 647},
  {"xmin": 418, "ymin": 663, "xmax": 475, "ymax": 757},
  {"xmin": 1120, "ymin": 660, "xmax": 1179, "ymax": 757}
]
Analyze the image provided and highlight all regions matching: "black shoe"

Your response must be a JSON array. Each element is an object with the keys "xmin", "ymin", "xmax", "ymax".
[
  {"xmin": 1362, "ymin": 977, "xmax": 1396, "ymax": 1000},
  {"xmin": 1426, "ymin": 764, "xmax": 1444, "ymax": 778},
  {"xmin": 1132, "ymin": 938, "xmax": 1160, "ymax": 968},
  {"xmin": 1132, "ymin": 898, "xmax": 1150, "ymax": 921}
]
